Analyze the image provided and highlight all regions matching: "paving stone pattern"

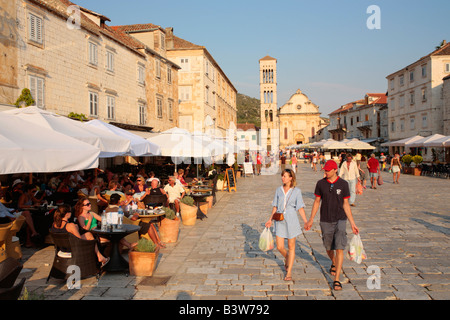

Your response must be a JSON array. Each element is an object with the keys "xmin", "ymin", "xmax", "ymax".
[{"xmin": 19, "ymin": 163, "xmax": 450, "ymax": 300}]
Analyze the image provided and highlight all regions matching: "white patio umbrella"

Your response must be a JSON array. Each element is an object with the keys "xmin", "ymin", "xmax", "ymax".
[
  {"xmin": 322, "ymin": 139, "xmax": 349, "ymax": 150},
  {"xmin": 381, "ymin": 135, "xmax": 423, "ymax": 147},
  {"xmin": 86, "ymin": 119, "xmax": 160, "ymax": 156},
  {"xmin": 0, "ymin": 113, "xmax": 99, "ymax": 174},
  {"xmin": 422, "ymin": 135, "xmax": 450, "ymax": 148},
  {"xmin": 3, "ymin": 106, "xmax": 131, "ymax": 158},
  {"xmin": 406, "ymin": 134, "xmax": 446, "ymax": 148},
  {"xmin": 345, "ymin": 138, "xmax": 376, "ymax": 150},
  {"xmin": 309, "ymin": 139, "xmax": 329, "ymax": 148},
  {"xmin": 148, "ymin": 127, "xmax": 216, "ymax": 158}
]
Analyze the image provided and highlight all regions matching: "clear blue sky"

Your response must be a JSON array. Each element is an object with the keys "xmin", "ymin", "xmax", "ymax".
[{"xmin": 75, "ymin": 0, "xmax": 450, "ymax": 116}]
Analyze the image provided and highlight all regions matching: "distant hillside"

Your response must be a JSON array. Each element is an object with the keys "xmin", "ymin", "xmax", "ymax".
[{"xmin": 236, "ymin": 93, "xmax": 260, "ymax": 127}]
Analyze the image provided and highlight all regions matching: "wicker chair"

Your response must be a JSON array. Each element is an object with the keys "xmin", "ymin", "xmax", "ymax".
[
  {"xmin": 0, "ymin": 257, "xmax": 25, "ymax": 300},
  {"xmin": 0, "ymin": 224, "xmax": 12, "ymax": 263},
  {"xmin": 0, "ymin": 278, "xmax": 25, "ymax": 300},
  {"xmin": 0, "ymin": 257, "xmax": 23, "ymax": 288},
  {"xmin": 122, "ymin": 216, "xmax": 141, "ymax": 246},
  {"xmin": 46, "ymin": 231, "xmax": 100, "ymax": 283},
  {"xmin": 0, "ymin": 216, "xmax": 26, "ymax": 260},
  {"xmin": 143, "ymin": 194, "xmax": 167, "ymax": 207}
]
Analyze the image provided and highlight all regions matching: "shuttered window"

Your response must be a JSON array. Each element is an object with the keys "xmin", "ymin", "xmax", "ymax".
[
  {"xmin": 29, "ymin": 75, "xmax": 45, "ymax": 108},
  {"xmin": 29, "ymin": 13, "xmax": 43, "ymax": 44}
]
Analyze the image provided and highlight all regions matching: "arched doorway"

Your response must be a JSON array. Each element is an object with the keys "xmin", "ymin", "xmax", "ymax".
[{"xmin": 295, "ymin": 133, "xmax": 305, "ymax": 145}]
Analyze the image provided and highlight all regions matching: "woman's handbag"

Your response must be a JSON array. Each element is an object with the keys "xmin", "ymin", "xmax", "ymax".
[
  {"xmin": 272, "ymin": 189, "xmax": 292, "ymax": 221},
  {"xmin": 377, "ymin": 170, "xmax": 383, "ymax": 185},
  {"xmin": 272, "ymin": 212, "xmax": 284, "ymax": 221}
]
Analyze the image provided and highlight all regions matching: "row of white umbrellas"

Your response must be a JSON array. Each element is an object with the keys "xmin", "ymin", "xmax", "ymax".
[
  {"xmin": 381, "ymin": 134, "xmax": 450, "ymax": 148},
  {"xmin": 0, "ymin": 107, "xmax": 234, "ymax": 175},
  {"xmin": 289, "ymin": 138, "xmax": 375, "ymax": 150}
]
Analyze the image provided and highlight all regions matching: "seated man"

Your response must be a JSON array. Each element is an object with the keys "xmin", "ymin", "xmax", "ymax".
[
  {"xmin": 144, "ymin": 179, "xmax": 167, "ymax": 207},
  {"xmin": 163, "ymin": 176, "xmax": 185, "ymax": 214}
]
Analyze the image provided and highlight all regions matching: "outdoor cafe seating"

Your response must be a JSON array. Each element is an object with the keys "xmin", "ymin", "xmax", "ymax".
[
  {"xmin": 0, "ymin": 257, "xmax": 25, "ymax": 300},
  {"xmin": 47, "ymin": 231, "xmax": 100, "ymax": 283}
]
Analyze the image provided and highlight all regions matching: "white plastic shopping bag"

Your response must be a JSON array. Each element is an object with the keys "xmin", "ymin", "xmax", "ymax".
[
  {"xmin": 259, "ymin": 227, "xmax": 274, "ymax": 252},
  {"xmin": 347, "ymin": 234, "xmax": 367, "ymax": 264}
]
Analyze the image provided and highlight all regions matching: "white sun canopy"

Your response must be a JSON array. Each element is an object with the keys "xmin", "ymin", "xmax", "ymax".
[
  {"xmin": 0, "ymin": 113, "xmax": 99, "ymax": 174},
  {"xmin": 3, "ymin": 106, "xmax": 131, "ymax": 158}
]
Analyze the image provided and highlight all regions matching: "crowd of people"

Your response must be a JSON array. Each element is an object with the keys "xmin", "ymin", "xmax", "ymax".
[{"xmin": 0, "ymin": 165, "xmax": 208, "ymax": 250}]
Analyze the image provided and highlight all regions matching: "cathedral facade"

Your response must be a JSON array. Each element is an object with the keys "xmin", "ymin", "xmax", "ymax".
[{"xmin": 259, "ymin": 56, "xmax": 325, "ymax": 151}]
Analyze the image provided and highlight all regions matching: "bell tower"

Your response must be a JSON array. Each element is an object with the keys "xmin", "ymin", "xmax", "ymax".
[{"xmin": 259, "ymin": 56, "xmax": 279, "ymax": 152}]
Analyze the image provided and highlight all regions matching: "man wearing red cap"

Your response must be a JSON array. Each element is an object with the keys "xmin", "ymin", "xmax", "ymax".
[{"xmin": 305, "ymin": 160, "xmax": 359, "ymax": 291}]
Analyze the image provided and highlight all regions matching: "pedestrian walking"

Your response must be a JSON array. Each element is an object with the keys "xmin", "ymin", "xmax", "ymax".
[
  {"xmin": 367, "ymin": 153, "xmax": 380, "ymax": 189},
  {"xmin": 358, "ymin": 155, "xmax": 368, "ymax": 189},
  {"xmin": 389, "ymin": 152, "xmax": 402, "ymax": 184},
  {"xmin": 305, "ymin": 160, "xmax": 359, "ymax": 291},
  {"xmin": 379, "ymin": 153, "xmax": 386, "ymax": 171},
  {"xmin": 338, "ymin": 153, "xmax": 360, "ymax": 207},
  {"xmin": 291, "ymin": 153, "xmax": 298, "ymax": 174},
  {"xmin": 265, "ymin": 169, "xmax": 308, "ymax": 281}
]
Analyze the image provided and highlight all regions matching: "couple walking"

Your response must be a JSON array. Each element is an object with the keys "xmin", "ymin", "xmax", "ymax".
[{"xmin": 265, "ymin": 161, "xmax": 359, "ymax": 291}]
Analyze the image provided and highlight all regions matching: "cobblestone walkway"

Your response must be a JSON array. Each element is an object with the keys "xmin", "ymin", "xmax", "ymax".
[{"xmin": 20, "ymin": 163, "xmax": 450, "ymax": 300}]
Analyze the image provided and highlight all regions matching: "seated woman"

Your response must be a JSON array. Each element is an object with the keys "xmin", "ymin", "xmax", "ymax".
[
  {"xmin": 51, "ymin": 204, "xmax": 109, "ymax": 267},
  {"xmin": 89, "ymin": 178, "xmax": 108, "ymax": 213},
  {"xmin": 17, "ymin": 184, "xmax": 45, "ymax": 246},
  {"xmin": 103, "ymin": 194, "xmax": 135, "ymax": 250},
  {"xmin": 177, "ymin": 169, "xmax": 188, "ymax": 186}
]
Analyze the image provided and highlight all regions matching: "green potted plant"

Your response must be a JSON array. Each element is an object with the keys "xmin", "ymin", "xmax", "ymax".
[
  {"xmin": 412, "ymin": 155, "xmax": 423, "ymax": 176},
  {"xmin": 401, "ymin": 154, "xmax": 413, "ymax": 174},
  {"xmin": 159, "ymin": 206, "xmax": 180, "ymax": 243},
  {"xmin": 180, "ymin": 196, "xmax": 197, "ymax": 226},
  {"xmin": 128, "ymin": 237, "xmax": 159, "ymax": 276},
  {"xmin": 14, "ymin": 88, "xmax": 35, "ymax": 107}
]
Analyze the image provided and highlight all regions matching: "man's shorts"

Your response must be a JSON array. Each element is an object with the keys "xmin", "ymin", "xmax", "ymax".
[
  {"xmin": 320, "ymin": 220, "xmax": 347, "ymax": 250},
  {"xmin": 369, "ymin": 172, "xmax": 378, "ymax": 178}
]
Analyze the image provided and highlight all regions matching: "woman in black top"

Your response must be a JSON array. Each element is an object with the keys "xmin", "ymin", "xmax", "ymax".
[{"xmin": 51, "ymin": 204, "xmax": 109, "ymax": 267}]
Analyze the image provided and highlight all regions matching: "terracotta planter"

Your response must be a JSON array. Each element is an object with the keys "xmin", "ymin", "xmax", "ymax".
[
  {"xmin": 180, "ymin": 202, "xmax": 197, "ymax": 226},
  {"xmin": 159, "ymin": 217, "xmax": 180, "ymax": 243},
  {"xmin": 206, "ymin": 195, "xmax": 213, "ymax": 209},
  {"xmin": 413, "ymin": 167, "xmax": 422, "ymax": 176},
  {"xmin": 128, "ymin": 247, "xmax": 159, "ymax": 276},
  {"xmin": 199, "ymin": 201, "xmax": 209, "ymax": 215}
]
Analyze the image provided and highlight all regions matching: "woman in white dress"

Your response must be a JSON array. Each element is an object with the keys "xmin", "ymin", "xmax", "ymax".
[{"xmin": 265, "ymin": 169, "xmax": 308, "ymax": 281}]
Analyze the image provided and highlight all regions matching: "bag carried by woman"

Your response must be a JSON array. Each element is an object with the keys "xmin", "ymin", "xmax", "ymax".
[
  {"xmin": 377, "ymin": 169, "xmax": 383, "ymax": 185},
  {"xmin": 259, "ymin": 227, "xmax": 274, "ymax": 251}
]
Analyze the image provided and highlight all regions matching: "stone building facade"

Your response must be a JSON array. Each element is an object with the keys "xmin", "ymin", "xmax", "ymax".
[
  {"xmin": 166, "ymin": 31, "xmax": 237, "ymax": 137},
  {"xmin": 0, "ymin": 0, "xmax": 20, "ymax": 106},
  {"xmin": 443, "ymin": 75, "xmax": 450, "ymax": 136},
  {"xmin": 386, "ymin": 41, "xmax": 450, "ymax": 141},
  {"xmin": 111, "ymin": 23, "xmax": 180, "ymax": 133},
  {"xmin": 278, "ymin": 89, "xmax": 324, "ymax": 149},
  {"xmin": 2, "ymin": 0, "xmax": 179, "ymax": 133}
]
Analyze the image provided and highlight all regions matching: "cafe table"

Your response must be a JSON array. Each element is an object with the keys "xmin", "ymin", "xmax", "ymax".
[
  {"xmin": 91, "ymin": 224, "xmax": 141, "ymax": 273},
  {"xmin": 190, "ymin": 191, "xmax": 212, "ymax": 216},
  {"xmin": 138, "ymin": 211, "xmax": 166, "ymax": 224}
]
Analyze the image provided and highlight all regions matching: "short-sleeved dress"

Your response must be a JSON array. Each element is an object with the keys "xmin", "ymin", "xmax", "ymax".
[{"xmin": 272, "ymin": 187, "xmax": 305, "ymax": 239}]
